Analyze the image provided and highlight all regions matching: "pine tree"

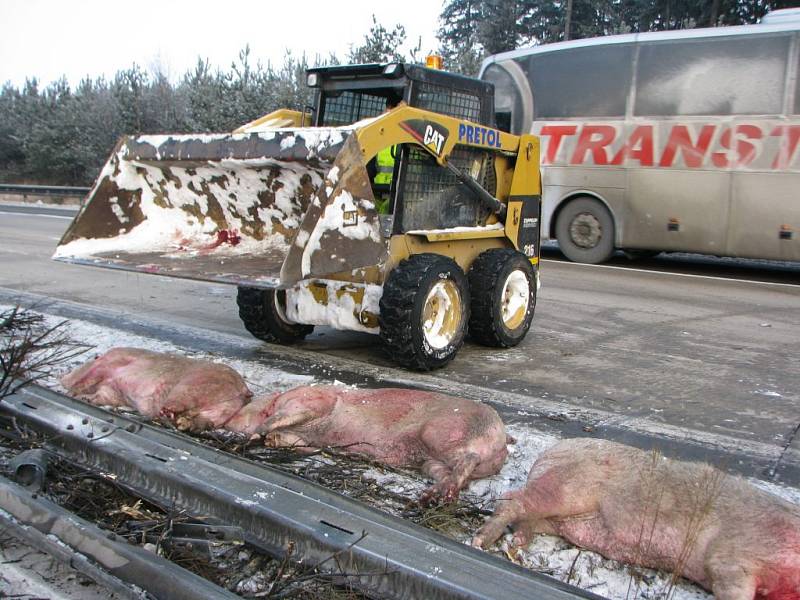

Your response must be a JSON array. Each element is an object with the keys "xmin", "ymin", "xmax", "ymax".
[
  {"xmin": 438, "ymin": 0, "xmax": 485, "ymax": 75},
  {"xmin": 348, "ymin": 15, "xmax": 418, "ymax": 64}
]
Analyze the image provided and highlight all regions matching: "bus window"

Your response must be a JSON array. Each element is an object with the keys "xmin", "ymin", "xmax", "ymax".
[
  {"xmin": 482, "ymin": 63, "xmax": 525, "ymax": 133},
  {"xmin": 634, "ymin": 34, "xmax": 791, "ymax": 116},
  {"xmin": 527, "ymin": 44, "xmax": 634, "ymax": 119},
  {"xmin": 795, "ymin": 45, "xmax": 800, "ymax": 114}
]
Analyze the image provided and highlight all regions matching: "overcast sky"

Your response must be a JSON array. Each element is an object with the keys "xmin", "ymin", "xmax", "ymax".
[{"xmin": 0, "ymin": 0, "xmax": 443, "ymax": 88}]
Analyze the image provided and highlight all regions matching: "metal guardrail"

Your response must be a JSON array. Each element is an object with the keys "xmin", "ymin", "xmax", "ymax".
[
  {"xmin": 0, "ymin": 476, "xmax": 239, "ymax": 600},
  {"xmin": 0, "ymin": 183, "xmax": 90, "ymax": 196},
  {"xmin": 2, "ymin": 384, "xmax": 600, "ymax": 600}
]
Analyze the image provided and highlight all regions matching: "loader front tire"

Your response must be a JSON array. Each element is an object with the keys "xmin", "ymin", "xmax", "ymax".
[
  {"xmin": 236, "ymin": 287, "xmax": 313, "ymax": 345},
  {"xmin": 379, "ymin": 254, "xmax": 469, "ymax": 371},
  {"xmin": 468, "ymin": 249, "xmax": 536, "ymax": 348}
]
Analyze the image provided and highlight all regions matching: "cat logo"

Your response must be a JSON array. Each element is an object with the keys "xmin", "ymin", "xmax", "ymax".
[
  {"xmin": 399, "ymin": 119, "xmax": 449, "ymax": 157},
  {"xmin": 423, "ymin": 125, "xmax": 446, "ymax": 156}
]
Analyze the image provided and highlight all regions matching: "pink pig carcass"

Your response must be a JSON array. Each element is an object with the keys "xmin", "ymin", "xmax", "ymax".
[
  {"xmin": 226, "ymin": 385, "xmax": 510, "ymax": 504},
  {"xmin": 60, "ymin": 348, "xmax": 252, "ymax": 431},
  {"xmin": 473, "ymin": 438, "xmax": 800, "ymax": 600}
]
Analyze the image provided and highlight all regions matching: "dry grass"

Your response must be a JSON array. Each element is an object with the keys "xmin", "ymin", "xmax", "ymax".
[
  {"xmin": 0, "ymin": 427, "xmax": 375, "ymax": 599},
  {"xmin": 0, "ymin": 305, "xmax": 89, "ymax": 401},
  {"xmin": 624, "ymin": 449, "xmax": 726, "ymax": 600}
]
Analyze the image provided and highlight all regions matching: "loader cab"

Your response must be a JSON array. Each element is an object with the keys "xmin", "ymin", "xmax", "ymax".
[
  {"xmin": 306, "ymin": 63, "xmax": 499, "ymax": 232},
  {"xmin": 306, "ymin": 63, "xmax": 496, "ymax": 127}
]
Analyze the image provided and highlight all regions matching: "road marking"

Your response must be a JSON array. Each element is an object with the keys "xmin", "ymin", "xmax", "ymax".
[{"xmin": 540, "ymin": 258, "xmax": 800, "ymax": 289}]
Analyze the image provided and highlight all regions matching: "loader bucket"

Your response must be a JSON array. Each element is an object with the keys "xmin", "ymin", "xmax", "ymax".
[{"xmin": 54, "ymin": 130, "xmax": 387, "ymax": 289}]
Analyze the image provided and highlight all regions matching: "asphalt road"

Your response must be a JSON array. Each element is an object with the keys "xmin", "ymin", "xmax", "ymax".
[{"xmin": 2, "ymin": 204, "xmax": 799, "ymax": 467}]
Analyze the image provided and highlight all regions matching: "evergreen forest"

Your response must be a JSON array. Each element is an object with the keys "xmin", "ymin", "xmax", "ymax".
[{"xmin": 1, "ymin": 0, "xmax": 796, "ymax": 185}]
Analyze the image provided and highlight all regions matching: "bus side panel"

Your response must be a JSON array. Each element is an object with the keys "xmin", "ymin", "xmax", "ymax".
[
  {"xmin": 625, "ymin": 168, "xmax": 730, "ymax": 253},
  {"xmin": 541, "ymin": 165, "xmax": 626, "ymax": 243},
  {"xmin": 728, "ymin": 172, "xmax": 800, "ymax": 261}
]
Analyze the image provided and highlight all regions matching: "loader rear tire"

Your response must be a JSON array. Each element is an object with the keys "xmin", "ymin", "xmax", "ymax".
[
  {"xmin": 468, "ymin": 249, "xmax": 536, "ymax": 348},
  {"xmin": 379, "ymin": 254, "xmax": 469, "ymax": 371},
  {"xmin": 236, "ymin": 287, "xmax": 313, "ymax": 345}
]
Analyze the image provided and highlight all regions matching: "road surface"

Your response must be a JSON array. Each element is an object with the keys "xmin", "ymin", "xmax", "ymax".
[{"xmin": 2, "ymin": 203, "xmax": 799, "ymax": 480}]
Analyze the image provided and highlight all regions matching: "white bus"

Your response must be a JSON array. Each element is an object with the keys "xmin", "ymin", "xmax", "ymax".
[{"xmin": 480, "ymin": 11, "xmax": 800, "ymax": 264}]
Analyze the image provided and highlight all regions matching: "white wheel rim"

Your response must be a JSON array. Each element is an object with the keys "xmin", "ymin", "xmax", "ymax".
[
  {"xmin": 501, "ymin": 270, "xmax": 530, "ymax": 330},
  {"xmin": 422, "ymin": 280, "xmax": 461, "ymax": 350}
]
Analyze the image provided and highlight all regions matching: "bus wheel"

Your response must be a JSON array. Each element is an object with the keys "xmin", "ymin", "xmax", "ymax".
[
  {"xmin": 468, "ymin": 249, "xmax": 536, "ymax": 348},
  {"xmin": 555, "ymin": 197, "xmax": 615, "ymax": 264}
]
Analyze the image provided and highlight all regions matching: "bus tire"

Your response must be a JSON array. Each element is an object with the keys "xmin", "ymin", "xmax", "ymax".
[
  {"xmin": 379, "ymin": 254, "xmax": 469, "ymax": 370},
  {"xmin": 468, "ymin": 249, "xmax": 536, "ymax": 348},
  {"xmin": 237, "ymin": 287, "xmax": 313, "ymax": 344},
  {"xmin": 555, "ymin": 197, "xmax": 615, "ymax": 264}
]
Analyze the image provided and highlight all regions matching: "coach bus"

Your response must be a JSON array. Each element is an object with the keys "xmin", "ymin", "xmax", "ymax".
[{"xmin": 479, "ymin": 12, "xmax": 800, "ymax": 264}]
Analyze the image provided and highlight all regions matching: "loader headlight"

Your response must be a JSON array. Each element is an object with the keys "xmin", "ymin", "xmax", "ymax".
[
  {"xmin": 306, "ymin": 73, "xmax": 320, "ymax": 88},
  {"xmin": 382, "ymin": 63, "xmax": 404, "ymax": 78}
]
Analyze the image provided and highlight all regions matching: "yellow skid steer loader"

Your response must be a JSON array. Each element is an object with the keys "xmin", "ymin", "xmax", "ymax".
[{"xmin": 54, "ymin": 62, "xmax": 542, "ymax": 370}]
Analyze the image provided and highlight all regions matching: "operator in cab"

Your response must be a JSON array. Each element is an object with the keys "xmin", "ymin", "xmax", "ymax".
[{"xmin": 370, "ymin": 92, "xmax": 404, "ymax": 214}]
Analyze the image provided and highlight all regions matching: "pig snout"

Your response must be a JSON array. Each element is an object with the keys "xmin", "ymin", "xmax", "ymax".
[
  {"xmin": 224, "ymin": 392, "xmax": 281, "ymax": 435},
  {"xmin": 473, "ymin": 438, "xmax": 800, "ymax": 600}
]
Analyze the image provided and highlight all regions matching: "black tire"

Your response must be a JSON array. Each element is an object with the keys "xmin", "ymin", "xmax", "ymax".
[
  {"xmin": 468, "ymin": 249, "xmax": 536, "ymax": 348},
  {"xmin": 236, "ymin": 287, "xmax": 313, "ymax": 344},
  {"xmin": 555, "ymin": 196, "xmax": 615, "ymax": 264},
  {"xmin": 379, "ymin": 254, "xmax": 469, "ymax": 370}
]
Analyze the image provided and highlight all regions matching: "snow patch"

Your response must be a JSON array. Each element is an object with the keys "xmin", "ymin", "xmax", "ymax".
[{"xmin": 284, "ymin": 281, "xmax": 381, "ymax": 333}]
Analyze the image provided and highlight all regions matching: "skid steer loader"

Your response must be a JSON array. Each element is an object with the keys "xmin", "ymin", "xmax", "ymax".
[{"xmin": 54, "ymin": 62, "xmax": 542, "ymax": 370}]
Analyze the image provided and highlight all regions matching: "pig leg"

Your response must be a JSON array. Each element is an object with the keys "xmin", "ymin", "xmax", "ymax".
[
  {"xmin": 264, "ymin": 430, "xmax": 317, "ymax": 452},
  {"xmin": 706, "ymin": 548, "xmax": 758, "ymax": 600},
  {"xmin": 83, "ymin": 384, "xmax": 127, "ymax": 407},
  {"xmin": 472, "ymin": 494, "xmax": 528, "ymax": 548},
  {"xmin": 710, "ymin": 579, "xmax": 756, "ymax": 600},
  {"xmin": 419, "ymin": 453, "xmax": 482, "ymax": 505},
  {"xmin": 473, "ymin": 464, "xmax": 601, "ymax": 549}
]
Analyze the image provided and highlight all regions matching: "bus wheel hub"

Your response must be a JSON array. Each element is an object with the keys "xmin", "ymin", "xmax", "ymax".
[{"xmin": 569, "ymin": 213, "xmax": 602, "ymax": 249}]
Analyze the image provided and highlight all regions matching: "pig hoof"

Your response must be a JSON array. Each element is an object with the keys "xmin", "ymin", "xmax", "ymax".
[
  {"xmin": 419, "ymin": 488, "xmax": 442, "ymax": 507},
  {"xmin": 471, "ymin": 536, "xmax": 486, "ymax": 549}
]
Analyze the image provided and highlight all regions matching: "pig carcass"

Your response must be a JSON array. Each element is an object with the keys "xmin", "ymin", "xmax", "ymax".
[
  {"xmin": 60, "ymin": 348, "xmax": 252, "ymax": 431},
  {"xmin": 472, "ymin": 438, "xmax": 800, "ymax": 600},
  {"xmin": 226, "ymin": 385, "xmax": 509, "ymax": 503}
]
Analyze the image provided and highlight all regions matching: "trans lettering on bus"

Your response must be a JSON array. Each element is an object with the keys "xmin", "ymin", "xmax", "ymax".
[{"xmin": 537, "ymin": 122, "xmax": 800, "ymax": 171}]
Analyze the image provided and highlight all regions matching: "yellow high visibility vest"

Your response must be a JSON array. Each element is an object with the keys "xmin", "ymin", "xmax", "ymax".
[{"xmin": 374, "ymin": 146, "xmax": 396, "ymax": 185}]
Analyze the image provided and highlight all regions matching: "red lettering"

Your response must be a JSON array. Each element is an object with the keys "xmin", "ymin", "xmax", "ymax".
[
  {"xmin": 771, "ymin": 125, "xmax": 800, "ymax": 169},
  {"xmin": 570, "ymin": 125, "xmax": 616, "ymax": 165},
  {"xmin": 539, "ymin": 125, "xmax": 578, "ymax": 164},
  {"xmin": 711, "ymin": 128, "xmax": 733, "ymax": 168},
  {"xmin": 610, "ymin": 125, "xmax": 654, "ymax": 166},
  {"xmin": 711, "ymin": 126, "xmax": 763, "ymax": 168},
  {"xmin": 734, "ymin": 124, "xmax": 762, "ymax": 167},
  {"xmin": 658, "ymin": 125, "xmax": 715, "ymax": 168}
]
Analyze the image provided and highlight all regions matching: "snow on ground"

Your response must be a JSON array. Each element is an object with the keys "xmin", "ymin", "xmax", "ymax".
[
  {"xmin": 6, "ymin": 304, "xmax": 800, "ymax": 600},
  {"xmin": 17, "ymin": 305, "xmax": 313, "ymax": 396},
  {"xmin": 0, "ymin": 527, "xmax": 118, "ymax": 599}
]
